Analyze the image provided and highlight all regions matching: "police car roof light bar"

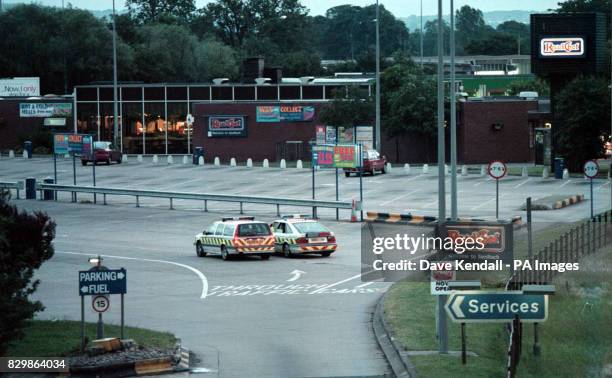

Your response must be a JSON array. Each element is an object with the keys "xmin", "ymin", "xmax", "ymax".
[{"xmin": 222, "ymin": 216, "xmax": 256, "ymax": 221}]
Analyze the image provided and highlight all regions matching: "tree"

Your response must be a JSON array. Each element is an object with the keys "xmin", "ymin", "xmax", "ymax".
[
  {"xmin": 319, "ymin": 86, "xmax": 374, "ymax": 128},
  {"xmin": 507, "ymin": 78, "xmax": 549, "ymax": 96},
  {"xmin": 556, "ymin": 0, "xmax": 610, "ymax": 37},
  {"xmin": 0, "ymin": 192, "xmax": 55, "ymax": 355},
  {"xmin": 555, "ymin": 76, "xmax": 611, "ymax": 171},
  {"xmin": 422, "ymin": 19, "xmax": 450, "ymax": 56},
  {"xmin": 455, "ymin": 5, "xmax": 492, "ymax": 53},
  {"xmin": 126, "ymin": 0, "xmax": 196, "ymax": 23},
  {"xmin": 497, "ymin": 21, "xmax": 530, "ymax": 54},
  {"xmin": 464, "ymin": 33, "xmax": 521, "ymax": 55}
]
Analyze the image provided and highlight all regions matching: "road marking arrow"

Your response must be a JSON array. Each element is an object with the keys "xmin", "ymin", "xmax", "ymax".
[
  {"xmin": 451, "ymin": 295, "xmax": 465, "ymax": 319},
  {"xmin": 287, "ymin": 270, "xmax": 306, "ymax": 282}
]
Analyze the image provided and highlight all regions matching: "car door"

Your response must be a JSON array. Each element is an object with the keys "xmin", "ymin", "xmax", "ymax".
[{"xmin": 273, "ymin": 222, "xmax": 287, "ymax": 245}]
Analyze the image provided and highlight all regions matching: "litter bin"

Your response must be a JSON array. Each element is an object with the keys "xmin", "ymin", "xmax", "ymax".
[
  {"xmin": 554, "ymin": 157, "xmax": 565, "ymax": 179},
  {"xmin": 25, "ymin": 177, "xmax": 36, "ymax": 199},
  {"xmin": 193, "ymin": 146, "xmax": 204, "ymax": 165},
  {"xmin": 43, "ymin": 177, "xmax": 55, "ymax": 201},
  {"xmin": 24, "ymin": 141, "xmax": 32, "ymax": 159}
]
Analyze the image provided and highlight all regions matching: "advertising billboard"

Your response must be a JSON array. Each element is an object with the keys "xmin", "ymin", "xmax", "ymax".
[
  {"xmin": 256, "ymin": 105, "xmax": 315, "ymax": 122},
  {"xmin": 208, "ymin": 116, "xmax": 247, "ymax": 137},
  {"xmin": 20, "ymin": 103, "xmax": 72, "ymax": 118},
  {"xmin": 437, "ymin": 221, "xmax": 514, "ymax": 264},
  {"xmin": 539, "ymin": 37, "xmax": 585, "ymax": 58},
  {"xmin": 54, "ymin": 133, "xmax": 93, "ymax": 156},
  {"xmin": 312, "ymin": 144, "xmax": 361, "ymax": 169},
  {"xmin": 0, "ymin": 77, "xmax": 40, "ymax": 97}
]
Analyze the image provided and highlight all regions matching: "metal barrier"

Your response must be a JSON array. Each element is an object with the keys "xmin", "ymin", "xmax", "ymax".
[
  {"xmin": 0, "ymin": 181, "xmax": 24, "ymax": 199},
  {"xmin": 36, "ymin": 183, "xmax": 353, "ymax": 217}
]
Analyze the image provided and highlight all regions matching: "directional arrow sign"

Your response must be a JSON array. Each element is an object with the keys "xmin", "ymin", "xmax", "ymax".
[
  {"xmin": 445, "ymin": 291, "xmax": 548, "ymax": 323},
  {"xmin": 79, "ymin": 268, "xmax": 127, "ymax": 296}
]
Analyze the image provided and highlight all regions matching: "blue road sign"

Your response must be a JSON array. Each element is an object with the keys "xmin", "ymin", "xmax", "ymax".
[
  {"xmin": 79, "ymin": 268, "xmax": 127, "ymax": 296},
  {"xmin": 445, "ymin": 291, "xmax": 548, "ymax": 323}
]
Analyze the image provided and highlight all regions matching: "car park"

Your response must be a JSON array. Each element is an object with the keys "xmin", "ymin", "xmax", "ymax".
[
  {"xmin": 81, "ymin": 141, "xmax": 123, "ymax": 166},
  {"xmin": 271, "ymin": 215, "xmax": 337, "ymax": 257},
  {"xmin": 194, "ymin": 216, "xmax": 275, "ymax": 260},
  {"xmin": 344, "ymin": 149, "xmax": 387, "ymax": 176}
]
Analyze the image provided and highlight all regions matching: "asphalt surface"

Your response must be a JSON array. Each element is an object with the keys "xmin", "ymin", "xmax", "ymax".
[{"xmin": 1, "ymin": 156, "xmax": 610, "ymax": 223}]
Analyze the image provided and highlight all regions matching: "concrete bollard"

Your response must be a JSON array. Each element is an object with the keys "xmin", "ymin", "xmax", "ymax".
[
  {"xmin": 263, "ymin": 159, "xmax": 269, "ymax": 168},
  {"xmin": 521, "ymin": 166, "xmax": 528, "ymax": 177},
  {"xmin": 280, "ymin": 159, "xmax": 287, "ymax": 169},
  {"xmin": 444, "ymin": 164, "xmax": 449, "ymax": 175},
  {"xmin": 542, "ymin": 166, "xmax": 549, "ymax": 179},
  {"xmin": 480, "ymin": 165, "xmax": 486, "ymax": 176},
  {"xmin": 422, "ymin": 164, "xmax": 429, "ymax": 174},
  {"xmin": 214, "ymin": 157, "xmax": 220, "ymax": 166},
  {"xmin": 230, "ymin": 157, "xmax": 237, "ymax": 167},
  {"xmin": 385, "ymin": 162, "xmax": 392, "ymax": 173},
  {"xmin": 247, "ymin": 158, "xmax": 253, "ymax": 168},
  {"xmin": 461, "ymin": 165, "xmax": 468, "ymax": 176},
  {"xmin": 22, "ymin": 150, "xmax": 28, "ymax": 159},
  {"xmin": 562, "ymin": 168, "xmax": 569, "ymax": 179},
  {"xmin": 64, "ymin": 154, "xmax": 70, "ymax": 159},
  {"xmin": 404, "ymin": 163, "xmax": 411, "ymax": 174},
  {"xmin": 9, "ymin": 150, "xmax": 15, "ymax": 158},
  {"xmin": 198, "ymin": 156, "xmax": 204, "ymax": 165},
  {"xmin": 167, "ymin": 155, "xmax": 173, "ymax": 164},
  {"xmin": 182, "ymin": 155, "xmax": 188, "ymax": 165},
  {"xmin": 137, "ymin": 154, "xmax": 143, "ymax": 163},
  {"xmin": 123, "ymin": 154, "xmax": 128, "ymax": 163},
  {"xmin": 152, "ymin": 155, "xmax": 158, "ymax": 164},
  {"xmin": 296, "ymin": 160, "xmax": 303, "ymax": 169}
]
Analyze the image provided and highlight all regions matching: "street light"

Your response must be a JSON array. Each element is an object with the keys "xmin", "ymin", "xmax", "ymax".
[
  {"xmin": 112, "ymin": 0, "xmax": 119, "ymax": 148},
  {"xmin": 88, "ymin": 255, "xmax": 103, "ymax": 267},
  {"xmin": 450, "ymin": 0, "xmax": 458, "ymax": 220},
  {"xmin": 375, "ymin": 0, "xmax": 381, "ymax": 152}
]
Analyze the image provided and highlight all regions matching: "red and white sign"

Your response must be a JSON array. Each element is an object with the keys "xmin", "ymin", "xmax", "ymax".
[
  {"xmin": 430, "ymin": 268, "xmax": 456, "ymax": 295},
  {"xmin": 92, "ymin": 295, "xmax": 110, "ymax": 313},
  {"xmin": 540, "ymin": 37, "xmax": 585, "ymax": 57},
  {"xmin": 487, "ymin": 161, "xmax": 507, "ymax": 180},
  {"xmin": 583, "ymin": 160, "xmax": 599, "ymax": 179}
]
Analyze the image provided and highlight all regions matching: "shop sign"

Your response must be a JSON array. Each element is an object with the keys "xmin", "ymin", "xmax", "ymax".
[
  {"xmin": 256, "ymin": 105, "xmax": 315, "ymax": 122},
  {"xmin": 312, "ymin": 144, "xmax": 361, "ymax": 169},
  {"xmin": 0, "ymin": 77, "xmax": 40, "ymax": 97},
  {"xmin": 54, "ymin": 133, "xmax": 93, "ymax": 156},
  {"xmin": 437, "ymin": 221, "xmax": 514, "ymax": 264},
  {"xmin": 208, "ymin": 116, "xmax": 247, "ymax": 137},
  {"xmin": 540, "ymin": 37, "xmax": 585, "ymax": 57}
]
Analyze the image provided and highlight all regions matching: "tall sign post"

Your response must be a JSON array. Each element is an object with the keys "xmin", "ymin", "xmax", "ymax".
[
  {"xmin": 583, "ymin": 160, "xmax": 598, "ymax": 219},
  {"xmin": 186, "ymin": 113, "xmax": 194, "ymax": 155},
  {"xmin": 53, "ymin": 134, "xmax": 93, "ymax": 203},
  {"xmin": 487, "ymin": 161, "xmax": 507, "ymax": 219}
]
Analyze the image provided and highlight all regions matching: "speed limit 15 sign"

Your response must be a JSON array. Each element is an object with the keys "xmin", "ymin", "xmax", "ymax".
[
  {"xmin": 92, "ymin": 295, "xmax": 110, "ymax": 313},
  {"xmin": 487, "ymin": 161, "xmax": 507, "ymax": 180}
]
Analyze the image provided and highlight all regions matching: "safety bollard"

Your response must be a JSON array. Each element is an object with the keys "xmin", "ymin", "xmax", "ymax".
[
  {"xmin": 280, "ymin": 159, "xmax": 287, "ymax": 169},
  {"xmin": 123, "ymin": 154, "xmax": 128, "ymax": 163},
  {"xmin": 214, "ymin": 157, "xmax": 220, "ymax": 166},
  {"xmin": 167, "ymin": 155, "xmax": 173, "ymax": 164},
  {"xmin": 137, "ymin": 155, "xmax": 143, "ymax": 163},
  {"xmin": 385, "ymin": 162, "xmax": 392, "ymax": 173},
  {"xmin": 198, "ymin": 156, "xmax": 204, "ymax": 165},
  {"xmin": 422, "ymin": 164, "xmax": 429, "ymax": 174},
  {"xmin": 182, "ymin": 156, "xmax": 188, "ymax": 164},
  {"xmin": 263, "ymin": 159, "xmax": 269, "ymax": 168},
  {"xmin": 521, "ymin": 166, "xmax": 528, "ymax": 177},
  {"xmin": 404, "ymin": 163, "xmax": 410, "ymax": 174},
  {"xmin": 230, "ymin": 157, "xmax": 237, "ymax": 167},
  {"xmin": 562, "ymin": 168, "xmax": 569, "ymax": 179},
  {"xmin": 480, "ymin": 165, "xmax": 486, "ymax": 176},
  {"xmin": 152, "ymin": 155, "xmax": 159, "ymax": 164},
  {"xmin": 542, "ymin": 166, "xmax": 549, "ymax": 179},
  {"xmin": 247, "ymin": 158, "xmax": 253, "ymax": 168},
  {"xmin": 461, "ymin": 165, "xmax": 468, "ymax": 176},
  {"xmin": 296, "ymin": 160, "xmax": 303, "ymax": 169},
  {"xmin": 9, "ymin": 150, "xmax": 15, "ymax": 158}
]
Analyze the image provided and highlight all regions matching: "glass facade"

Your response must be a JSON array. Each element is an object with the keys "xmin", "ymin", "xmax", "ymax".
[{"xmin": 76, "ymin": 83, "xmax": 367, "ymax": 154}]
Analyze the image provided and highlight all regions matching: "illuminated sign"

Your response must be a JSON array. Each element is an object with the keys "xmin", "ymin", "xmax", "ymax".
[
  {"xmin": 256, "ymin": 106, "xmax": 315, "ymax": 122},
  {"xmin": 207, "ymin": 116, "xmax": 246, "ymax": 137},
  {"xmin": 540, "ymin": 37, "xmax": 585, "ymax": 57},
  {"xmin": 437, "ymin": 222, "xmax": 513, "ymax": 263}
]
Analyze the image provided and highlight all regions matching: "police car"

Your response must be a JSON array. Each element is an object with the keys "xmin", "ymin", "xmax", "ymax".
[
  {"xmin": 271, "ymin": 215, "xmax": 337, "ymax": 257},
  {"xmin": 194, "ymin": 217, "xmax": 275, "ymax": 260}
]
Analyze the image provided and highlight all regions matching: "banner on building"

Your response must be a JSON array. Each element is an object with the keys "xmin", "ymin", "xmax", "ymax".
[
  {"xmin": 208, "ymin": 116, "xmax": 247, "ymax": 137},
  {"xmin": 256, "ymin": 105, "xmax": 315, "ymax": 122},
  {"xmin": 20, "ymin": 103, "xmax": 72, "ymax": 118},
  {"xmin": 0, "ymin": 77, "xmax": 40, "ymax": 97}
]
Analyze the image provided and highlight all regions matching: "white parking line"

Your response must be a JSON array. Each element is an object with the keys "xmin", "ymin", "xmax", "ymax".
[
  {"xmin": 379, "ymin": 189, "xmax": 421, "ymax": 207},
  {"xmin": 470, "ymin": 194, "xmax": 506, "ymax": 210},
  {"xmin": 513, "ymin": 178, "xmax": 531, "ymax": 188},
  {"xmin": 559, "ymin": 179, "xmax": 572, "ymax": 188},
  {"xmin": 57, "ymin": 251, "xmax": 209, "ymax": 299},
  {"xmin": 156, "ymin": 177, "xmax": 205, "ymax": 190}
]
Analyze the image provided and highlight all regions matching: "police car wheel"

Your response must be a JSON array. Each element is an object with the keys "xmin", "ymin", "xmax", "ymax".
[
  {"xmin": 221, "ymin": 246, "xmax": 230, "ymax": 260},
  {"xmin": 283, "ymin": 243, "xmax": 292, "ymax": 258},
  {"xmin": 196, "ymin": 242, "xmax": 206, "ymax": 257},
  {"xmin": 261, "ymin": 254, "xmax": 270, "ymax": 260},
  {"xmin": 321, "ymin": 252, "xmax": 331, "ymax": 257}
]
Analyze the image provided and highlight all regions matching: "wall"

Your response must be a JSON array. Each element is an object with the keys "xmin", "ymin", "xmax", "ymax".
[
  {"xmin": 193, "ymin": 102, "xmax": 325, "ymax": 162},
  {"xmin": 459, "ymin": 100, "xmax": 537, "ymax": 164}
]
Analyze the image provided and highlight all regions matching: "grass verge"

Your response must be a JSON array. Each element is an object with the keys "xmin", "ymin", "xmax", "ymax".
[
  {"xmin": 6, "ymin": 320, "xmax": 177, "ymax": 357},
  {"xmin": 384, "ymin": 238, "xmax": 612, "ymax": 377}
]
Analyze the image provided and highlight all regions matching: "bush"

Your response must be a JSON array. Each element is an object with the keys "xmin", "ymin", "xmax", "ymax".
[{"xmin": 0, "ymin": 192, "xmax": 55, "ymax": 355}]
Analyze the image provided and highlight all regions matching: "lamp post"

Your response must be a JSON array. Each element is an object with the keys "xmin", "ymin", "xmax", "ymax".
[
  {"xmin": 375, "ymin": 0, "xmax": 381, "ymax": 152},
  {"xmin": 112, "ymin": 0, "xmax": 119, "ymax": 149},
  {"xmin": 420, "ymin": 0, "xmax": 423, "ymax": 67},
  {"xmin": 450, "ymin": 0, "xmax": 457, "ymax": 220}
]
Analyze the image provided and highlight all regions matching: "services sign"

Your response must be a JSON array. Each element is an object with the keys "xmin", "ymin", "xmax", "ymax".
[
  {"xmin": 445, "ymin": 291, "xmax": 548, "ymax": 323},
  {"xmin": 20, "ymin": 103, "xmax": 72, "ymax": 118},
  {"xmin": 0, "ymin": 77, "xmax": 40, "ymax": 97},
  {"xmin": 208, "ymin": 116, "xmax": 247, "ymax": 137},
  {"xmin": 540, "ymin": 37, "xmax": 585, "ymax": 57},
  {"xmin": 53, "ymin": 133, "xmax": 93, "ymax": 156},
  {"xmin": 256, "ymin": 105, "xmax": 315, "ymax": 122},
  {"xmin": 79, "ymin": 268, "xmax": 127, "ymax": 296}
]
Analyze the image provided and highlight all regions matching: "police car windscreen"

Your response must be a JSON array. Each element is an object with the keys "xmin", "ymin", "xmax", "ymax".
[
  {"xmin": 238, "ymin": 223, "xmax": 271, "ymax": 236},
  {"xmin": 293, "ymin": 222, "xmax": 329, "ymax": 234}
]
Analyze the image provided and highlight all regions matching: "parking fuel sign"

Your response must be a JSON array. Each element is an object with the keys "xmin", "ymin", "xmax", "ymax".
[
  {"xmin": 445, "ymin": 291, "xmax": 548, "ymax": 323},
  {"xmin": 79, "ymin": 268, "xmax": 127, "ymax": 296}
]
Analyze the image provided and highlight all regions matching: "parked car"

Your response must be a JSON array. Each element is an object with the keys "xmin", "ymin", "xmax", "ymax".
[
  {"xmin": 344, "ymin": 149, "xmax": 387, "ymax": 176},
  {"xmin": 81, "ymin": 141, "xmax": 122, "ymax": 165}
]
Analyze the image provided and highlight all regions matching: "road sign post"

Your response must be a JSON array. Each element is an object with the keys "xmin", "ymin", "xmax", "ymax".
[
  {"xmin": 186, "ymin": 114, "xmax": 194, "ymax": 155},
  {"xmin": 445, "ymin": 291, "xmax": 548, "ymax": 323},
  {"xmin": 583, "ymin": 160, "xmax": 599, "ymax": 219},
  {"xmin": 487, "ymin": 161, "xmax": 507, "ymax": 219},
  {"xmin": 92, "ymin": 295, "xmax": 109, "ymax": 339}
]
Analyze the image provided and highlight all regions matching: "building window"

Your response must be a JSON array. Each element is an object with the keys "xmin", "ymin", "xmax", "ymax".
[
  {"xmin": 167, "ymin": 102, "xmax": 188, "ymax": 153},
  {"xmin": 122, "ymin": 102, "xmax": 143, "ymax": 154},
  {"xmin": 145, "ymin": 102, "xmax": 166, "ymax": 154},
  {"xmin": 77, "ymin": 88, "xmax": 97, "ymax": 101},
  {"xmin": 167, "ymin": 86, "xmax": 187, "ymax": 101},
  {"xmin": 77, "ymin": 103, "xmax": 97, "ymax": 135}
]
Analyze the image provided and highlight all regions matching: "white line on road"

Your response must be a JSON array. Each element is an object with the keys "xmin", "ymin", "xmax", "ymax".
[
  {"xmin": 379, "ymin": 189, "xmax": 421, "ymax": 207},
  {"xmin": 57, "ymin": 251, "xmax": 209, "ymax": 299},
  {"xmin": 513, "ymin": 178, "xmax": 531, "ymax": 188},
  {"xmin": 559, "ymin": 179, "xmax": 572, "ymax": 188},
  {"xmin": 470, "ymin": 194, "xmax": 506, "ymax": 210}
]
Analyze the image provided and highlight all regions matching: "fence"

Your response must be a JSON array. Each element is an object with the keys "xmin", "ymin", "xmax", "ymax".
[
  {"xmin": 509, "ymin": 209, "xmax": 612, "ymax": 288},
  {"xmin": 506, "ymin": 315, "xmax": 523, "ymax": 377},
  {"xmin": 0, "ymin": 181, "xmax": 24, "ymax": 199}
]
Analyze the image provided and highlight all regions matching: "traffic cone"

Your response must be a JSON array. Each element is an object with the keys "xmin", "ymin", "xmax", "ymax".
[{"xmin": 350, "ymin": 199, "xmax": 358, "ymax": 222}]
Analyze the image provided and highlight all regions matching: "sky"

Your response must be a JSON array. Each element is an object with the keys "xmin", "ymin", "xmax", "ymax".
[{"xmin": 10, "ymin": 0, "xmax": 562, "ymax": 16}]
